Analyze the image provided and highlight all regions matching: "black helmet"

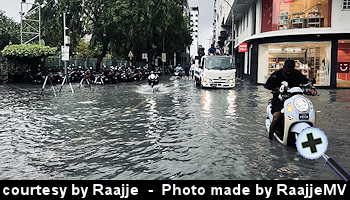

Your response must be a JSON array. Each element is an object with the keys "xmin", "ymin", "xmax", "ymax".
[{"xmin": 284, "ymin": 59, "xmax": 295, "ymax": 69}]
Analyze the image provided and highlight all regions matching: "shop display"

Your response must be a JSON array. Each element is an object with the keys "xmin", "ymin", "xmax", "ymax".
[
  {"xmin": 262, "ymin": 0, "xmax": 330, "ymax": 32},
  {"xmin": 266, "ymin": 46, "xmax": 329, "ymax": 86}
]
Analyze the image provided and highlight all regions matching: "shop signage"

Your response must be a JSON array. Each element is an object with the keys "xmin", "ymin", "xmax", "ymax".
[
  {"xmin": 162, "ymin": 53, "xmax": 166, "ymax": 63},
  {"xmin": 61, "ymin": 46, "xmax": 69, "ymax": 61},
  {"xmin": 284, "ymin": 0, "xmax": 294, "ymax": 3},
  {"xmin": 128, "ymin": 51, "xmax": 134, "ymax": 60},
  {"xmin": 142, "ymin": 53, "xmax": 148, "ymax": 61},
  {"xmin": 239, "ymin": 43, "xmax": 249, "ymax": 53},
  {"xmin": 337, "ymin": 62, "xmax": 350, "ymax": 73}
]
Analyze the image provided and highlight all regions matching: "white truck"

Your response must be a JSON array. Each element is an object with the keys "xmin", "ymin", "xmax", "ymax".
[{"xmin": 194, "ymin": 55, "xmax": 236, "ymax": 88}]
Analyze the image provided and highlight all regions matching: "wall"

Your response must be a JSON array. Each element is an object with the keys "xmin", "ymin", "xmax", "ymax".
[
  {"xmin": 214, "ymin": 0, "xmax": 234, "ymax": 47},
  {"xmin": 332, "ymin": 0, "xmax": 350, "ymax": 31},
  {"xmin": 255, "ymin": 0, "xmax": 262, "ymax": 34},
  {"xmin": 235, "ymin": 3, "xmax": 257, "ymax": 46}
]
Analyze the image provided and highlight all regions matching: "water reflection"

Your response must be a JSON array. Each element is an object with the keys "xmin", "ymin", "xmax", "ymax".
[
  {"xmin": 226, "ymin": 90, "xmax": 237, "ymax": 118},
  {"xmin": 144, "ymin": 98, "xmax": 160, "ymax": 140},
  {"xmin": 200, "ymin": 90, "xmax": 212, "ymax": 117}
]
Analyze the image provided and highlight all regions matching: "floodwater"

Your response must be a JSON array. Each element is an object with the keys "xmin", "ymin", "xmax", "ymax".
[{"xmin": 0, "ymin": 77, "xmax": 349, "ymax": 180}]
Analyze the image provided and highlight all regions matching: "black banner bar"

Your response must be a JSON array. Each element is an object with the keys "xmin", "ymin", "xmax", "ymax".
[{"xmin": 0, "ymin": 180, "xmax": 348, "ymax": 200}]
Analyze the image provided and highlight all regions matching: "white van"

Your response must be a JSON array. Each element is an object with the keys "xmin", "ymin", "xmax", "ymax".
[{"xmin": 194, "ymin": 55, "xmax": 236, "ymax": 88}]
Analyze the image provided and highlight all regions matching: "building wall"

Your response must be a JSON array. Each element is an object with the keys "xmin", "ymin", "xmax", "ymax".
[
  {"xmin": 190, "ymin": 7, "xmax": 199, "ymax": 59},
  {"xmin": 332, "ymin": 0, "xmax": 350, "ymax": 30},
  {"xmin": 213, "ymin": 0, "xmax": 234, "ymax": 47},
  {"xmin": 235, "ymin": 4, "xmax": 256, "ymax": 48}
]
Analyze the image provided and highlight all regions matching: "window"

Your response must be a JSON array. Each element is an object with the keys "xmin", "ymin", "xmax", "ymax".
[
  {"xmin": 344, "ymin": 0, "xmax": 350, "ymax": 9},
  {"xmin": 261, "ymin": 0, "xmax": 331, "ymax": 32},
  {"xmin": 258, "ymin": 42, "xmax": 331, "ymax": 86}
]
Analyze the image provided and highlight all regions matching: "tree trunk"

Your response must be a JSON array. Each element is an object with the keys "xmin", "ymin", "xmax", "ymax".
[{"xmin": 95, "ymin": 41, "xmax": 109, "ymax": 71}]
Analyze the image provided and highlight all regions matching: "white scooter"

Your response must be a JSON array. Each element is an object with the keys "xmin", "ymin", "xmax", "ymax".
[
  {"xmin": 148, "ymin": 73, "xmax": 160, "ymax": 93},
  {"xmin": 265, "ymin": 81, "xmax": 317, "ymax": 146}
]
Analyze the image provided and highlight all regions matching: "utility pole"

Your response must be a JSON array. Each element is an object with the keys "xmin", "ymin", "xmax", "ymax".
[
  {"xmin": 63, "ymin": 12, "xmax": 67, "ymax": 77},
  {"xmin": 59, "ymin": 11, "xmax": 74, "ymax": 94}
]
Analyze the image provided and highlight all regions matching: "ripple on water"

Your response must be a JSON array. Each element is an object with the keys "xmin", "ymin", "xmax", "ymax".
[{"xmin": 0, "ymin": 82, "xmax": 349, "ymax": 179}]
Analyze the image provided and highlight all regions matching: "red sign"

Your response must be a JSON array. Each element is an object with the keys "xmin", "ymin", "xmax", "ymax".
[
  {"xmin": 284, "ymin": 0, "xmax": 294, "ymax": 3},
  {"xmin": 239, "ymin": 43, "xmax": 249, "ymax": 53}
]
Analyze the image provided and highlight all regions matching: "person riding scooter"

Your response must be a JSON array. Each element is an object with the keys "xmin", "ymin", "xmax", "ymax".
[
  {"xmin": 148, "ymin": 71, "xmax": 159, "ymax": 87},
  {"xmin": 174, "ymin": 64, "xmax": 184, "ymax": 77},
  {"xmin": 264, "ymin": 59, "xmax": 317, "ymax": 140}
]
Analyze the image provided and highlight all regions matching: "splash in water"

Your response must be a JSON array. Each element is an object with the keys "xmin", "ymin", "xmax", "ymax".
[
  {"xmin": 135, "ymin": 84, "xmax": 172, "ymax": 95},
  {"xmin": 77, "ymin": 100, "xmax": 97, "ymax": 104}
]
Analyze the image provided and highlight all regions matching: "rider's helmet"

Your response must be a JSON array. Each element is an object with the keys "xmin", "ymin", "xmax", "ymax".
[
  {"xmin": 283, "ymin": 59, "xmax": 295, "ymax": 75},
  {"xmin": 284, "ymin": 59, "xmax": 296, "ymax": 69}
]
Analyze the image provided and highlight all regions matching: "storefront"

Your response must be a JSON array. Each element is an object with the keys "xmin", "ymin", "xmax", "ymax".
[
  {"xmin": 258, "ymin": 41, "xmax": 332, "ymax": 86},
  {"xmin": 231, "ymin": 0, "xmax": 350, "ymax": 88}
]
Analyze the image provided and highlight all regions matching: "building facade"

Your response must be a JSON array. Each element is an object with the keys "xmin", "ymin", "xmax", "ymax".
[
  {"xmin": 213, "ymin": 0, "xmax": 234, "ymax": 54},
  {"xmin": 190, "ymin": 7, "xmax": 200, "ymax": 60},
  {"xmin": 222, "ymin": 0, "xmax": 350, "ymax": 88}
]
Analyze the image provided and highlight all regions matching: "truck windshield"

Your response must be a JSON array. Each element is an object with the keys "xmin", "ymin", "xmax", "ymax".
[{"xmin": 205, "ymin": 57, "xmax": 235, "ymax": 70}]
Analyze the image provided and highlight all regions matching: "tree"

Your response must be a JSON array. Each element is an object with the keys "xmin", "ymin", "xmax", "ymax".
[
  {"xmin": 36, "ymin": 0, "xmax": 192, "ymax": 68},
  {"xmin": 35, "ymin": 0, "xmax": 84, "ymax": 54},
  {"xmin": 76, "ymin": 40, "xmax": 98, "ymax": 58},
  {"xmin": 0, "ymin": 10, "xmax": 20, "ymax": 50}
]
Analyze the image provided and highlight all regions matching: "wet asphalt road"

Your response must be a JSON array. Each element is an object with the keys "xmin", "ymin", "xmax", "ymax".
[{"xmin": 0, "ymin": 77, "xmax": 349, "ymax": 180}]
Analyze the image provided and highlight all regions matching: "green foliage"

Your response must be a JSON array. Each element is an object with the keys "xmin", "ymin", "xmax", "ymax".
[
  {"xmin": 0, "ymin": 10, "xmax": 20, "ymax": 50},
  {"xmin": 1, "ymin": 44, "xmax": 57, "ymax": 58},
  {"xmin": 76, "ymin": 40, "xmax": 99, "ymax": 58}
]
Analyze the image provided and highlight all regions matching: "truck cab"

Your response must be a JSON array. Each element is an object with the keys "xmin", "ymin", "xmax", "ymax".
[{"xmin": 194, "ymin": 55, "xmax": 236, "ymax": 88}]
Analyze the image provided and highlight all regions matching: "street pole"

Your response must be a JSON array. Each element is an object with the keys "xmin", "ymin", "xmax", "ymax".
[
  {"xmin": 63, "ymin": 12, "xmax": 67, "ymax": 78},
  {"xmin": 231, "ymin": 5, "xmax": 234, "ymax": 63}
]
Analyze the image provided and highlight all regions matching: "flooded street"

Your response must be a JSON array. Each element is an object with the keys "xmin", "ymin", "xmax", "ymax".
[{"xmin": 0, "ymin": 77, "xmax": 349, "ymax": 180}]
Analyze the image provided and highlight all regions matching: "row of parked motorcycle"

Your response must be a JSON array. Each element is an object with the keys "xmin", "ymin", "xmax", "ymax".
[{"xmin": 16, "ymin": 64, "xmax": 186, "ymax": 85}]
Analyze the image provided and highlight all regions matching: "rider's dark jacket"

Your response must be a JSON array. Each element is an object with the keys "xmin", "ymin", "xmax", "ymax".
[
  {"xmin": 265, "ymin": 68, "xmax": 309, "ymax": 113},
  {"xmin": 265, "ymin": 69, "xmax": 309, "ymax": 91}
]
